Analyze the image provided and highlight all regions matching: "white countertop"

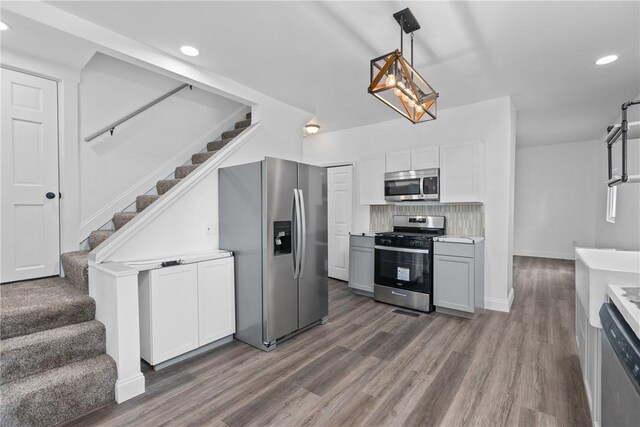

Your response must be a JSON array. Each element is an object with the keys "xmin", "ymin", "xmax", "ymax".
[
  {"xmin": 350, "ymin": 231, "xmax": 378, "ymax": 237},
  {"xmin": 433, "ymin": 236, "xmax": 484, "ymax": 244},
  {"xmin": 575, "ymin": 248, "xmax": 640, "ymax": 329},
  {"xmin": 608, "ymin": 283, "xmax": 640, "ymax": 339},
  {"xmin": 124, "ymin": 250, "xmax": 233, "ymax": 271},
  {"xmin": 575, "ymin": 248, "xmax": 640, "ymax": 273}
]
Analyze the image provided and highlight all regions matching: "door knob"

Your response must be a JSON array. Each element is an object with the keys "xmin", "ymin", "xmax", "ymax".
[{"xmin": 46, "ymin": 192, "xmax": 56, "ymax": 199}]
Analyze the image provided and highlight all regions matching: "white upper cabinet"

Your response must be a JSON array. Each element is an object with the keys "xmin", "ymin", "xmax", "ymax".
[
  {"xmin": 411, "ymin": 146, "xmax": 440, "ymax": 170},
  {"xmin": 440, "ymin": 142, "xmax": 482, "ymax": 203},
  {"xmin": 385, "ymin": 150, "xmax": 411, "ymax": 172},
  {"xmin": 358, "ymin": 155, "xmax": 386, "ymax": 205}
]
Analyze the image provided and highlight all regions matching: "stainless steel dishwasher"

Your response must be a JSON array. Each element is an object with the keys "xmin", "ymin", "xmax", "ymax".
[{"xmin": 599, "ymin": 303, "xmax": 640, "ymax": 427}]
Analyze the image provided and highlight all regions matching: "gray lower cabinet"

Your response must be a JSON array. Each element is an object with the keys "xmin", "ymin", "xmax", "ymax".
[
  {"xmin": 349, "ymin": 235, "xmax": 375, "ymax": 293},
  {"xmin": 434, "ymin": 239, "xmax": 484, "ymax": 316}
]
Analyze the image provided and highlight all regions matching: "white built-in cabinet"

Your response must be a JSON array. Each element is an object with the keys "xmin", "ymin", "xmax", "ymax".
[
  {"xmin": 357, "ymin": 141, "xmax": 482, "ymax": 205},
  {"xmin": 358, "ymin": 155, "xmax": 386, "ymax": 205},
  {"xmin": 139, "ymin": 256, "xmax": 235, "ymax": 366},
  {"xmin": 411, "ymin": 146, "xmax": 439, "ymax": 170},
  {"xmin": 385, "ymin": 150, "xmax": 411, "ymax": 172},
  {"xmin": 439, "ymin": 142, "xmax": 482, "ymax": 203}
]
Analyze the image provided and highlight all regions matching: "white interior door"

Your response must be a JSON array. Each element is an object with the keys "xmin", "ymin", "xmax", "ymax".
[
  {"xmin": 328, "ymin": 165, "xmax": 353, "ymax": 281},
  {"xmin": 1, "ymin": 68, "xmax": 60, "ymax": 283}
]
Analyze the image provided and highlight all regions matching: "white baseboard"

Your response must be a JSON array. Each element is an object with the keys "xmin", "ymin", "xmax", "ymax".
[
  {"xmin": 484, "ymin": 287, "xmax": 514, "ymax": 312},
  {"xmin": 79, "ymin": 106, "xmax": 249, "ymax": 241},
  {"xmin": 115, "ymin": 373, "xmax": 145, "ymax": 403},
  {"xmin": 513, "ymin": 249, "xmax": 575, "ymax": 260}
]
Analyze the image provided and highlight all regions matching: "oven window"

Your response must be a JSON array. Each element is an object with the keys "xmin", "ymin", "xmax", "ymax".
[
  {"xmin": 385, "ymin": 179, "xmax": 421, "ymax": 196},
  {"xmin": 423, "ymin": 176, "xmax": 438, "ymax": 195},
  {"xmin": 374, "ymin": 248, "xmax": 431, "ymax": 293}
]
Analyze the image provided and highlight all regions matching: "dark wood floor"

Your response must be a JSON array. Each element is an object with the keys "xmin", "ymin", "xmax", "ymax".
[{"xmin": 67, "ymin": 256, "xmax": 591, "ymax": 426}]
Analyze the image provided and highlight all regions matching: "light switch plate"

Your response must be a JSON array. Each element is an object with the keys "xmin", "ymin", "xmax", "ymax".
[{"xmin": 206, "ymin": 223, "xmax": 217, "ymax": 235}]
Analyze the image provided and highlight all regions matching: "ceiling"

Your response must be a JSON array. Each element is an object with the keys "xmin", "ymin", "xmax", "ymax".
[{"xmin": 8, "ymin": 1, "xmax": 640, "ymax": 146}]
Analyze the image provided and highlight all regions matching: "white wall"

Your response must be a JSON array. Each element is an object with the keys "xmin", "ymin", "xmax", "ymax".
[
  {"xmin": 514, "ymin": 140, "xmax": 599, "ymax": 259},
  {"xmin": 303, "ymin": 96, "xmax": 517, "ymax": 311},
  {"xmin": 80, "ymin": 54, "xmax": 243, "ymax": 237}
]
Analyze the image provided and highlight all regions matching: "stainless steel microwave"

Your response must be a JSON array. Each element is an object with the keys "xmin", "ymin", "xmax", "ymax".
[{"xmin": 384, "ymin": 168, "xmax": 439, "ymax": 202}]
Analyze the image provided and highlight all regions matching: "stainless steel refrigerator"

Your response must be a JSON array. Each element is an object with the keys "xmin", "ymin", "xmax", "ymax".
[{"xmin": 219, "ymin": 157, "xmax": 328, "ymax": 351}]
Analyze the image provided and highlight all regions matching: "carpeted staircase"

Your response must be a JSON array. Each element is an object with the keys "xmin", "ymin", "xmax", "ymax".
[{"xmin": 0, "ymin": 113, "xmax": 251, "ymax": 426}]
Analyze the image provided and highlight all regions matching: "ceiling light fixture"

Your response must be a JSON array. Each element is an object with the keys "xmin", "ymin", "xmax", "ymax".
[
  {"xmin": 304, "ymin": 124, "xmax": 320, "ymax": 135},
  {"xmin": 0, "ymin": 21, "xmax": 10, "ymax": 31},
  {"xmin": 596, "ymin": 55, "xmax": 618, "ymax": 65},
  {"xmin": 368, "ymin": 8, "xmax": 438, "ymax": 124},
  {"xmin": 180, "ymin": 46, "xmax": 200, "ymax": 57}
]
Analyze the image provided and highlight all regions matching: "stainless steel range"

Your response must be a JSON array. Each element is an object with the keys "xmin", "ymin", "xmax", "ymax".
[{"xmin": 374, "ymin": 215, "xmax": 446, "ymax": 312}]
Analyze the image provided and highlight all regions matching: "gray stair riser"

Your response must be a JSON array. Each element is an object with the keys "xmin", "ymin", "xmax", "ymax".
[
  {"xmin": 89, "ymin": 230, "xmax": 115, "ymax": 251},
  {"xmin": 136, "ymin": 195, "xmax": 160, "ymax": 212},
  {"xmin": 221, "ymin": 127, "xmax": 247, "ymax": 140},
  {"xmin": 157, "ymin": 179, "xmax": 181, "ymax": 195},
  {"xmin": 61, "ymin": 251, "xmax": 89, "ymax": 293},
  {"xmin": 1, "ymin": 297, "xmax": 95, "ymax": 340},
  {"xmin": 0, "ymin": 321, "xmax": 106, "ymax": 385},
  {"xmin": 234, "ymin": 119, "xmax": 251, "ymax": 129},
  {"xmin": 113, "ymin": 212, "xmax": 138, "ymax": 230},
  {"xmin": 192, "ymin": 151, "xmax": 217, "ymax": 164},
  {"xmin": 0, "ymin": 355, "xmax": 117, "ymax": 427},
  {"xmin": 175, "ymin": 165, "xmax": 199, "ymax": 179},
  {"xmin": 207, "ymin": 139, "xmax": 232, "ymax": 152}
]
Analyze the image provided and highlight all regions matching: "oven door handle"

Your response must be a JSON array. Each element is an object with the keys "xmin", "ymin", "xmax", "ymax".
[{"xmin": 374, "ymin": 245, "xmax": 430, "ymax": 254}]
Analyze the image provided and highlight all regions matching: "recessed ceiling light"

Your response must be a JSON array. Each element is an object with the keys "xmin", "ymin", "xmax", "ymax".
[
  {"xmin": 180, "ymin": 46, "xmax": 199, "ymax": 57},
  {"xmin": 596, "ymin": 55, "xmax": 618, "ymax": 65},
  {"xmin": 0, "ymin": 21, "xmax": 10, "ymax": 31},
  {"xmin": 304, "ymin": 124, "xmax": 320, "ymax": 135}
]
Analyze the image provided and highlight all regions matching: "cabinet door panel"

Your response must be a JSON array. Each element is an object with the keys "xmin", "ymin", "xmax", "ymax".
[
  {"xmin": 348, "ymin": 246, "xmax": 374, "ymax": 293},
  {"xmin": 434, "ymin": 255, "xmax": 474, "ymax": 312},
  {"xmin": 385, "ymin": 150, "xmax": 411, "ymax": 172},
  {"xmin": 440, "ymin": 143, "xmax": 481, "ymax": 203},
  {"xmin": 358, "ymin": 155, "xmax": 386, "ymax": 205},
  {"xmin": 150, "ymin": 264, "xmax": 199, "ymax": 363},
  {"xmin": 198, "ymin": 258, "xmax": 236, "ymax": 346},
  {"xmin": 411, "ymin": 146, "xmax": 439, "ymax": 170}
]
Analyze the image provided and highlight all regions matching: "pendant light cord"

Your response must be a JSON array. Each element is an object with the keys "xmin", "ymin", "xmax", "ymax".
[
  {"xmin": 400, "ymin": 15, "xmax": 404, "ymax": 56},
  {"xmin": 411, "ymin": 32, "xmax": 414, "ymax": 66}
]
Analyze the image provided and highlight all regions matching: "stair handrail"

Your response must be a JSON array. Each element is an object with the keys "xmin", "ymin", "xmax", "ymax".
[{"xmin": 84, "ymin": 83, "xmax": 191, "ymax": 142}]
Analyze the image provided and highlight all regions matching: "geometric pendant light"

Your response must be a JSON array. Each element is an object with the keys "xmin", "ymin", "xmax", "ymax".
[{"xmin": 368, "ymin": 8, "xmax": 439, "ymax": 123}]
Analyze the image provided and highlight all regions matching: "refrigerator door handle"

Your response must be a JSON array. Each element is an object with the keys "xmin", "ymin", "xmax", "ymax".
[
  {"xmin": 299, "ymin": 189, "xmax": 307, "ymax": 278},
  {"xmin": 293, "ymin": 188, "xmax": 302, "ymax": 279}
]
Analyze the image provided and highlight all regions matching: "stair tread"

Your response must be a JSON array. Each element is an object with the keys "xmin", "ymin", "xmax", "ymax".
[
  {"xmin": 192, "ymin": 150, "xmax": 218, "ymax": 164},
  {"xmin": 234, "ymin": 118, "xmax": 251, "ymax": 129},
  {"xmin": 175, "ymin": 164, "xmax": 200, "ymax": 179},
  {"xmin": 0, "ymin": 354, "xmax": 116, "ymax": 427},
  {"xmin": 0, "ymin": 320, "xmax": 105, "ymax": 385},
  {"xmin": 136, "ymin": 194, "xmax": 160, "ymax": 212},
  {"xmin": 89, "ymin": 230, "xmax": 115, "ymax": 251},
  {"xmin": 113, "ymin": 211, "xmax": 138, "ymax": 230},
  {"xmin": 207, "ymin": 138, "xmax": 233, "ymax": 152},
  {"xmin": 61, "ymin": 250, "xmax": 90, "ymax": 293},
  {"xmin": 0, "ymin": 278, "xmax": 95, "ymax": 340},
  {"xmin": 221, "ymin": 126, "xmax": 248, "ymax": 140},
  {"xmin": 157, "ymin": 178, "xmax": 181, "ymax": 195}
]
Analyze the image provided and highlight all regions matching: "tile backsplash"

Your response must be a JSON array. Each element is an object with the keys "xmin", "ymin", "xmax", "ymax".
[{"xmin": 370, "ymin": 204, "xmax": 484, "ymax": 236}]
